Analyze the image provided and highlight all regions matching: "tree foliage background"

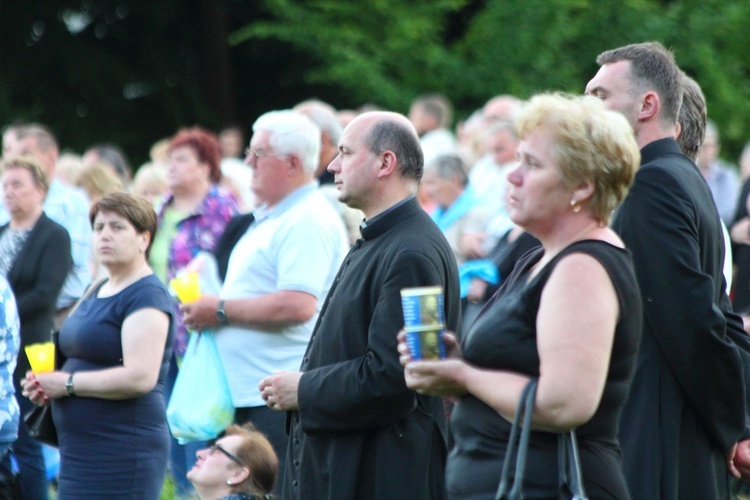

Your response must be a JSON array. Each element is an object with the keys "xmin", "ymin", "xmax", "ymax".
[{"xmin": 1, "ymin": 0, "xmax": 748, "ymax": 167}]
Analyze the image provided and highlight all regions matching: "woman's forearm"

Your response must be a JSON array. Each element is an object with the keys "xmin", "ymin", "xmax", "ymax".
[{"xmin": 66, "ymin": 365, "xmax": 160, "ymax": 400}]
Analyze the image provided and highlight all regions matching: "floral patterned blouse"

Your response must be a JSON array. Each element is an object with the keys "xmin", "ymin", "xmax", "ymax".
[{"xmin": 154, "ymin": 186, "xmax": 238, "ymax": 357}]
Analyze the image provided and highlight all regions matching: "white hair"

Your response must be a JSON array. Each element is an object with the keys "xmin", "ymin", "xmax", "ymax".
[
  {"xmin": 294, "ymin": 102, "xmax": 343, "ymax": 146},
  {"xmin": 252, "ymin": 110, "xmax": 321, "ymax": 173}
]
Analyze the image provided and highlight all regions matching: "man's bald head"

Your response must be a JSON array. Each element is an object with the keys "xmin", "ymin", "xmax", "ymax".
[{"xmin": 353, "ymin": 112, "xmax": 424, "ymax": 182}]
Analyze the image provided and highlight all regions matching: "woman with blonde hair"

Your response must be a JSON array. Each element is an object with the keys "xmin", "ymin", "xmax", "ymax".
[
  {"xmin": 400, "ymin": 93, "xmax": 642, "ymax": 498},
  {"xmin": 76, "ymin": 162, "xmax": 125, "ymax": 205},
  {"xmin": 0, "ymin": 155, "xmax": 71, "ymax": 499}
]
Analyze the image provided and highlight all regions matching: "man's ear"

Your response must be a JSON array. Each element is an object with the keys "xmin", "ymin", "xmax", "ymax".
[
  {"xmin": 639, "ymin": 91, "xmax": 659, "ymax": 122},
  {"xmin": 288, "ymin": 155, "xmax": 303, "ymax": 177},
  {"xmin": 377, "ymin": 150, "xmax": 397, "ymax": 179}
]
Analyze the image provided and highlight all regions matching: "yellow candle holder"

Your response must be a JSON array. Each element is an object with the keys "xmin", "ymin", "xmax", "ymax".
[
  {"xmin": 25, "ymin": 342, "xmax": 55, "ymax": 373},
  {"xmin": 170, "ymin": 271, "xmax": 202, "ymax": 304}
]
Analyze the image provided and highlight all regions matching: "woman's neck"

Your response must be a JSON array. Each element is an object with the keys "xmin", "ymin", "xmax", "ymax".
[
  {"xmin": 102, "ymin": 260, "xmax": 152, "ymax": 294},
  {"xmin": 195, "ymin": 484, "xmax": 233, "ymax": 500},
  {"xmin": 10, "ymin": 207, "xmax": 43, "ymax": 230},
  {"xmin": 171, "ymin": 181, "xmax": 211, "ymax": 213},
  {"xmin": 529, "ymin": 215, "xmax": 612, "ymax": 278}
]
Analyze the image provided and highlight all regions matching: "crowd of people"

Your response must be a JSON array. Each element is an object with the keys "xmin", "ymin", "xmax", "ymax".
[{"xmin": 0, "ymin": 40, "xmax": 747, "ymax": 499}]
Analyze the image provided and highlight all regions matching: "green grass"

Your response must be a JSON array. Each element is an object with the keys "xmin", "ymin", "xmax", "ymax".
[{"xmin": 160, "ymin": 474, "xmax": 177, "ymax": 499}]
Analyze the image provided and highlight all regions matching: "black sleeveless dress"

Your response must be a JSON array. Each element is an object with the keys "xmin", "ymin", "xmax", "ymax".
[{"xmin": 446, "ymin": 240, "xmax": 642, "ymax": 499}]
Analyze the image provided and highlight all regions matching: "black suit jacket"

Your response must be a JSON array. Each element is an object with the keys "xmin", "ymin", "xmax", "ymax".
[
  {"xmin": 0, "ymin": 212, "xmax": 72, "ymax": 381},
  {"xmin": 612, "ymin": 138, "xmax": 749, "ymax": 498}
]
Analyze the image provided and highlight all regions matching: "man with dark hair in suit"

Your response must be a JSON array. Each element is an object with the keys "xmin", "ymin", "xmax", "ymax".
[{"xmin": 587, "ymin": 41, "xmax": 750, "ymax": 498}]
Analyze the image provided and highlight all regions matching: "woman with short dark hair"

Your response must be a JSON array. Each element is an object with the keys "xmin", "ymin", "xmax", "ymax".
[{"xmin": 22, "ymin": 192, "xmax": 174, "ymax": 498}]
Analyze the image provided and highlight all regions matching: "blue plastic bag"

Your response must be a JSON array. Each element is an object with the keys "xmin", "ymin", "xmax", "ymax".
[{"xmin": 167, "ymin": 331, "xmax": 234, "ymax": 444}]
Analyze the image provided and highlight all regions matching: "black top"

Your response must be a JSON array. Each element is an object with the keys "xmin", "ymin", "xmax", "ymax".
[
  {"xmin": 0, "ymin": 213, "xmax": 72, "ymax": 381},
  {"xmin": 447, "ymin": 240, "xmax": 641, "ymax": 499},
  {"xmin": 214, "ymin": 213, "xmax": 255, "ymax": 282},
  {"xmin": 482, "ymin": 230, "xmax": 541, "ymax": 300},
  {"xmin": 732, "ymin": 177, "xmax": 750, "ymax": 312}
]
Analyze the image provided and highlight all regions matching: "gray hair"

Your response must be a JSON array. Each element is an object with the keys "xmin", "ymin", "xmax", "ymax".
[
  {"xmin": 426, "ymin": 154, "xmax": 469, "ymax": 188},
  {"xmin": 294, "ymin": 100, "xmax": 343, "ymax": 147},
  {"xmin": 252, "ymin": 110, "xmax": 321, "ymax": 173}
]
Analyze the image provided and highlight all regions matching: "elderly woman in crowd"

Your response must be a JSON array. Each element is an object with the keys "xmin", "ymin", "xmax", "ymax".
[
  {"xmin": 22, "ymin": 192, "xmax": 174, "ymax": 499},
  {"xmin": 188, "ymin": 423, "xmax": 278, "ymax": 500},
  {"xmin": 149, "ymin": 126, "xmax": 238, "ymax": 496},
  {"xmin": 422, "ymin": 154, "xmax": 488, "ymax": 266},
  {"xmin": 0, "ymin": 155, "xmax": 72, "ymax": 499},
  {"xmin": 400, "ymin": 93, "xmax": 642, "ymax": 498}
]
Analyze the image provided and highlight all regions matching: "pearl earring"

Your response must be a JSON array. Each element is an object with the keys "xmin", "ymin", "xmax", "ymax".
[{"xmin": 570, "ymin": 199, "xmax": 582, "ymax": 213}]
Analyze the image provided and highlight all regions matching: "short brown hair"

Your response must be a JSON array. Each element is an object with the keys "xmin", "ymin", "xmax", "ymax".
[
  {"xmin": 413, "ymin": 94, "xmax": 453, "ymax": 129},
  {"xmin": 596, "ymin": 42, "xmax": 683, "ymax": 127},
  {"xmin": 1, "ymin": 155, "xmax": 50, "ymax": 193},
  {"xmin": 676, "ymin": 73, "xmax": 707, "ymax": 160},
  {"xmin": 168, "ymin": 127, "xmax": 222, "ymax": 183},
  {"xmin": 89, "ymin": 192, "xmax": 158, "ymax": 257},
  {"xmin": 13, "ymin": 124, "xmax": 59, "ymax": 153},
  {"xmin": 225, "ymin": 423, "xmax": 278, "ymax": 498},
  {"xmin": 365, "ymin": 119, "xmax": 424, "ymax": 182}
]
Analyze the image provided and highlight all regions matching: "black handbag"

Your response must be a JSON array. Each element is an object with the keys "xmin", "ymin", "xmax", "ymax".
[
  {"xmin": 22, "ymin": 330, "xmax": 67, "ymax": 447},
  {"xmin": 495, "ymin": 379, "xmax": 589, "ymax": 500}
]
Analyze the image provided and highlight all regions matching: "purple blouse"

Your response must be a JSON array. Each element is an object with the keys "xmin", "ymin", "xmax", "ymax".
[{"xmin": 157, "ymin": 186, "xmax": 238, "ymax": 357}]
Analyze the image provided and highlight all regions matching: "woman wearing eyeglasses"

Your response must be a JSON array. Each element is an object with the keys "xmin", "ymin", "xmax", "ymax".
[{"xmin": 188, "ymin": 423, "xmax": 278, "ymax": 500}]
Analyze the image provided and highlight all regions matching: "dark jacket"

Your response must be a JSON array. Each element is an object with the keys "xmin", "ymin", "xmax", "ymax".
[
  {"xmin": 284, "ymin": 197, "xmax": 460, "ymax": 500},
  {"xmin": 214, "ymin": 213, "xmax": 254, "ymax": 283},
  {"xmin": 731, "ymin": 178, "xmax": 750, "ymax": 312},
  {"xmin": 1, "ymin": 212, "xmax": 72, "ymax": 381},
  {"xmin": 612, "ymin": 138, "xmax": 749, "ymax": 499}
]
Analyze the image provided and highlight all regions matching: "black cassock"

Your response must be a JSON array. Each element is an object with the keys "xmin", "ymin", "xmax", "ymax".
[{"xmin": 284, "ymin": 198, "xmax": 460, "ymax": 500}]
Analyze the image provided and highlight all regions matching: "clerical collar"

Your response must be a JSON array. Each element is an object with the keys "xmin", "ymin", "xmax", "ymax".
[{"xmin": 360, "ymin": 196, "xmax": 415, "ymax": 230}]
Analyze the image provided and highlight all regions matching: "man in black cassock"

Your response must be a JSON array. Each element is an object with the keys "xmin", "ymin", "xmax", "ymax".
[{"xmin": 259, "ymin": 111, "xmax": 460, "ymax": 499}]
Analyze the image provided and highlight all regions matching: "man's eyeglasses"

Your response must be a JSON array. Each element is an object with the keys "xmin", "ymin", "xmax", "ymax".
[
  {"xmin": 244, "ymin": 148, "xmax": 290, "ymax": 160},
  {"xmin": 209, "ymin": 443, "xmax": 244, "ymax": 466}
]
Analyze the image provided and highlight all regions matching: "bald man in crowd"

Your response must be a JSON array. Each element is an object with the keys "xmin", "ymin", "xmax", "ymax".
[{"xmin": 260, "ymin": 111, "xmax": 460, "ymax": 499}]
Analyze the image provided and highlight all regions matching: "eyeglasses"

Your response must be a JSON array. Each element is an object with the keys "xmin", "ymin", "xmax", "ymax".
[
  {"xmin": 208, "ymin": 443, "xmax": 244, "ymax": 466},
  {"xmin": 244, "ymin": 148, "xmax": 290, "ymax": 160}
]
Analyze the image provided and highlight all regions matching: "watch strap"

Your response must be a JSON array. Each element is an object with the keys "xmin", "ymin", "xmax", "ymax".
[
  {"xmin": 217, "ymin": 299, "xmax": 228, "ymax": 325},
  {"xmin": 66, "ymin": 373, "xmax": 76, "ymax": 396}
]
